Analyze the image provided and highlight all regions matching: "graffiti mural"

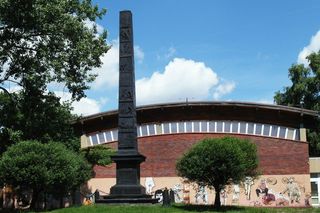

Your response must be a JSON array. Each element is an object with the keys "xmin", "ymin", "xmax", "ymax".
[
  {"xmin": 244, "ymin": 177, "xmax": 254, "ymax": 200},
  {"xmin": 145, "ymin": 177, "xmax": 155, "ymax": 195},
  {"xmin": 144, "ymin": 175, "xmax": 310, "ymax": 206},
  {"xmin": 282, "ymin": 177, "xmax": 301, "ymax": 204},
  {"xmin": 172, "ymin": 184, "xmax": 183, "ymax": 203},
  {"xmin": 249, "ymin": 176, "xmax": 309, "ymax": 207},
  {"xmin": 232, "ymin": 184, "xmax": 240, "ymax": 204},
  {"xmin": 256, "ymin": 179, "xmax": 268, "ymax": 198},
  {"xmin": 194, "ymin": 185, "xmax": 208, "ymax": 204},
  {"xmin": 220, "ymin": 189, "xmax": 227, "ymax": 205},
  {"xmin": 154, "ymin": 189, "xmax": 163, "ymax": 203}
]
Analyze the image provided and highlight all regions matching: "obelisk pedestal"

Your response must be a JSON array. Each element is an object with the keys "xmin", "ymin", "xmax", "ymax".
[{"xmin": 96, "ymin": 10, "xmax": 157, "ymax": 204}]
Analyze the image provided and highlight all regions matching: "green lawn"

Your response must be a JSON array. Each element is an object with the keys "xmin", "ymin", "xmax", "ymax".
[{"xmin": 45, "ymin": 204, "xmax": 320, "ymax": 213}]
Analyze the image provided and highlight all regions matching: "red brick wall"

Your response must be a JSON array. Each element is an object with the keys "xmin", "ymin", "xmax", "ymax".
[{"xmin": 94, "ymin": 133, "xmax": 309, "ymax": 178}]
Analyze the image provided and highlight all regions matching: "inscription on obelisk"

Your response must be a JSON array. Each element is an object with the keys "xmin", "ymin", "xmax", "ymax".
[
  {"xmin": 118, "ymin": 11, "xmax": 138, "ymax": 153},
  {"xmin": 108, "ymin": 10, "xmax": 147, "ymax": 198}
]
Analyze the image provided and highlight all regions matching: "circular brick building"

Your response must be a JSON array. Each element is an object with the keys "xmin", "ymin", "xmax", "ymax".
[{"xmin": 75, "ymin": 101, "xmax": 318, "ymax": 207}]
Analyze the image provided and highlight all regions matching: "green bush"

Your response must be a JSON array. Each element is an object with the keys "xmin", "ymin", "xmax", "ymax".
[
  {"xmin": 0, "ymin": 140, "xmax": 91, "ymax": 209},
  {"xmin": 176, "ymin": 137, "xmax": 259, "ymax": 208}
]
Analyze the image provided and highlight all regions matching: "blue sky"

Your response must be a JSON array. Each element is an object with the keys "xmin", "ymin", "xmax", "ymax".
[{"xmin": 68, "ymin": 0, "xmax": 320, "ymax": 115}]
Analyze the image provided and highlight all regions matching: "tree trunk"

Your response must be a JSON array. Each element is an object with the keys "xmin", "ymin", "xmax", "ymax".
[
  {"xmin": 60, "ymin": 196, "xmax": 64, "ymax": 208},
  {"xmin": 213, "ymin": 188, "xmax": 221, "ymax": 209},
  {"xmin": 30, "ymin": 190, "xmax": 39, "ymax": 210},
  {"xmin": 43, "ymin": 191, "xmax": 47, "ymax": 211}
]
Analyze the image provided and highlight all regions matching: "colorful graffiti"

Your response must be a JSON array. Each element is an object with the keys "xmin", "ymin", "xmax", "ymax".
[
  {"xmin": 282, "ymin": 177, "xmax": 301, "ymax": 203},
  {"xmin": 145, "ymin": 177, "xmax": 155, "ymax": 194},
  {"xmin": 194, "ymin": 185, "xmax": 208, "ymax": 204},
  {"xmin": 143, "ymin": 175, "xmax": 310, "ymax": 207},
  {"xmin": 252, "ymin": 176, "xmax": 308, "ymax": 207}
]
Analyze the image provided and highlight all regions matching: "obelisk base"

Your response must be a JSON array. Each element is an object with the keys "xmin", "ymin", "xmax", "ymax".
[{"xmin": 96, "ymin": 154, "xmax": 158, "ymax": 204}]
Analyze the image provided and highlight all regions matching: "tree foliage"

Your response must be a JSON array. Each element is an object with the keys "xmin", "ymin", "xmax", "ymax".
[
  {"xmin": 81, "ymin": 145, "xmax": 114, "ymax": 167},
  {"xmin": 0, "ymin": 1, "xmax": 113, "ymax": 209},
  {"xmin": 274, "ymin": 51, "xmax": 320, "ymax": 156},
  {"xmin": 0, "ymin": 0, "xmax": 110, "ymax": 153},
  {"xmin": 0, "ymin": 140, "xmax": 91, "ymax": 209},
  {"xmin": 0, "ymin": 0, "xmax": 109, "ymax": 100},
  {"xmin": 0, "ymin": 91, "xmax": 80, "ymax": 154},
  {"xmin": 176, "ymin": 137, "xmax": 258, "ymax": 208}
]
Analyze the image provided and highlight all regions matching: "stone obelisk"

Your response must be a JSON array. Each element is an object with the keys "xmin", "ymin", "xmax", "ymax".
[{"xmin": 105, "ymin": 11, "xmax": 155, "ymax": 203}]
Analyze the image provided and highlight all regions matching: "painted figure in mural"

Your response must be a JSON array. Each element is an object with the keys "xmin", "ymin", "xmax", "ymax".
[
  {"xmin": 256, "ymin": 179, "xmax": 268, "ymax": 197},
  {"xmin": 154, "ymin": 189, "xmax": 163, "ymax": 203},
  {"xmin": 145, "ymin": 177, "xmax": 155, "ymax": 194},
  {"xmin": 282, "ymin": 177, "xmax": 301, "ymax": 203},
  {"xmin": 172, "ymin": 184, "xmax": 183, "ymax": 203},
  {"xmin": 274, "ymin": 192, "xmax": 290, "ymax": 206},
  {"xmin": 261, "ymin": 189, "xmax": 275, "ymax": 205},
  {"xmin": 266, "ymin": 177, "xmax": 277, "ymax": 185},
  {"xmin": 232, "ymin": 184, "xmax": 240, "ymax": 203},
  {"xmin": 305, "ymin": 193, "xmax": 311, "ymax": 207},
  {"xmin": 244, "ymin": 176, "xmax": 254, "ymax": 200},
  {"xmin": 220, "ymin": 188, "xmax": 228, "ymax": 205},
  {"xmin": 195, "ymin": 185, "xmax": 208, "ymax": 204},
  {"xmin": 183, "ymin": 181, "xmax": 190, "ymax": 204}
]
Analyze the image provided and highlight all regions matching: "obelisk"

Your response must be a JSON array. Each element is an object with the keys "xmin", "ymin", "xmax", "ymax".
[{"xmin": 107, "ymin": 10, "xmax": 152, "ymax": 201}]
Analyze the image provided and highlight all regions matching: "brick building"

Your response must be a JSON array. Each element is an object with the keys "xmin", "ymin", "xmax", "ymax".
[{"xmin": 74, "ymin": 101, "xmax": 318, "ymax": 207}]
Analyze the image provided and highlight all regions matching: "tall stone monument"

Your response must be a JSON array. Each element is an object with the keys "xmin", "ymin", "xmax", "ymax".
[{"xmin": 98, "ymin": 10, "xmax": 156, "ymax": 203}]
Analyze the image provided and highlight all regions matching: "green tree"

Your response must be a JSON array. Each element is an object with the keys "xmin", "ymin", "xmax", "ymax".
[
  {"xmin": 0, "ymin": 0, "xmax": 109, "ymax": 100},
  {"xmin": 0, "ymin": 140, "xmax": 91, "ymax": 210},
  {"xmin": 0, "ymin": 91, "xmax": 80, "ymax": 154},
  {"xmin": 81, "ymin": 145, "xmax": 114, "ymax": 167},
  {"xmin": 176, "ymin": 137, "xmax": 258, "ymax": 208},
  {"xmin": 0, "ymin": 1, "xmax": 113, "ymax": 209},
  {"xmin": 274, "ymin": 51, "xmax": 320, "ymax": 156},
  {"xmin": 0, "ymin": 91, "xmax": 114, "ymax": 209},
  {"xmin": 0, "ymin": 0, "xmax": 109, "ymax": 153}
]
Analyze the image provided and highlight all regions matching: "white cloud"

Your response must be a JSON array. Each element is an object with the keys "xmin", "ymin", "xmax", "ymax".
[
  {"xmin": 83, "ymin": 19, "xmax": 104, "ymax": 34},
  {"xmin": 297, "ymin": 30, "xmax": 320, "ymax": 66},
  {"xmin": 71, "ymin": 98, "xmax": 101, "ymax": 116},
  {"xmin": 136, "ymin": 58, "xmax": 220, "ymax": 105},
  {"xmin": 165, "ymin": 47, "xmax": 176, "ymax": 58},
  {"xmin": 54, "ymin": 91, "xmax": 102, "ymax": 116},
  {"xmin": 256, "ymin": 99, "xmax": 274, "ymax": 105},
  {"xmin": 213, "ymin": 81, "xmax": 236, "ymax": 100},
  {"xmin": 7, "ymin": 85, "xmax": 22, "ymax": 93},
  {"xmin": 91, "ymin": 39, "xmax": 119, "ymax": 90},
  {"xmin": 91, "ymin": 39, "xmax": 145, "ymax": 90},
  {"xmin": 135, "ymin": 45, "xmax": 144, "ymax": 63},
  {"xmin": 157, "ymin": 46, "xmax": 177, "ymax": 60}
]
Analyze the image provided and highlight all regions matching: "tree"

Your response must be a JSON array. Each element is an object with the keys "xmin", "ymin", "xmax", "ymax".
[
  {"xmin": 0, "ymin": 140, "xmax": 91, "ymax": 210},
  {"xmin": 176, "ymin": 137, "xmax": 258, "ymax": 208},
  {"xmin": 274, "ymin": 51, "xmax": 320, "ymax": 156},
  {"xmin": 0, "ymin": 0, "xmax": 109, "ymax": 100},
  {"xmin": 0, "ymin": 0, "xmax": 110, "ymax": 154},
  {"xmin": 0, "ymin": 91, "xmax": 80, "ymax": 154},
  {"xmin": 0, "ymin": 91, "xmax": 114, "ymax": 209},
  {"xmin": 81, "ymin": 145, "xmax": 114, "ymax": 167},
  {"xmin": 0, "ymin": 1, "xmax": 113, "ymax": 209}
]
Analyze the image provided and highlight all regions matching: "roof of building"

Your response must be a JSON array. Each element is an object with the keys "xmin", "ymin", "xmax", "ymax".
[{"xmin": 73, "ymin": 101, "xmax": 319, "ymax": 134}]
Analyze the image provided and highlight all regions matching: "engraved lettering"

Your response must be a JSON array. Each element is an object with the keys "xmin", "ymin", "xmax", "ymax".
[
  {"xmin": 120, "ymin": 28, "xmax": 131, "ymax": 41},
  {"xmin": 120, "ymin": 88, "xmax": 133, "ymax": 100},
  {"xmin": 120, "ymin": 43, "xmax": 132, "ymax": 56}
]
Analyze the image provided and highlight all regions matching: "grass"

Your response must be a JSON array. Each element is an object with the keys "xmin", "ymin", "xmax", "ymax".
[{"xmin": 43, "ymin": 204, "xmax": 320, "ymax": 213}]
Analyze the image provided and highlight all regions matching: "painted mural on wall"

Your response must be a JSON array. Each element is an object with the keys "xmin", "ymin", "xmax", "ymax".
[
  {"xmin": 244, "ymin": 176, "xmax": 254, "ymax": 200},
  {"xmin": 194, "ymin": 185, "xmax": 208, "ymax": 204},
  {"xmin": 146, "ymin": 179, "xmax": 184, "ymax": 204},
  {"xmin": 249, "ymin": 176, "xmax": 309, "ymax": 207},
  {"xmin": 145, "ymin": 177, "xmax": 155, "ymax": 195},
  {"xmin": 172, "ymin": 184, "xmax": 183, "ymax": 203},
  {"xmin": 144, "ymin": 175, "xmax": 311, "ymax": 207}
]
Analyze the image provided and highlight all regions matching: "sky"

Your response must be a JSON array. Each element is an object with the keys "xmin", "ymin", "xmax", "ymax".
[{"xmin": 60, "ymin": 0, "xmax": 320, "ymax": 115}]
